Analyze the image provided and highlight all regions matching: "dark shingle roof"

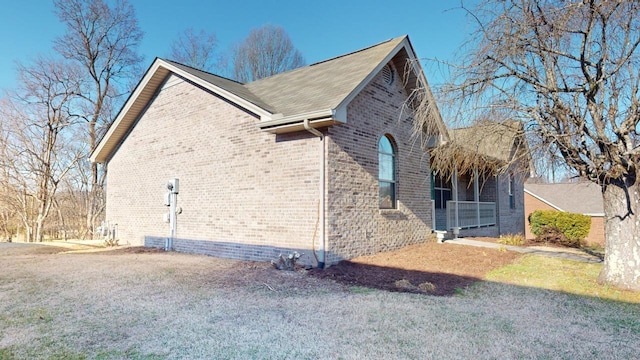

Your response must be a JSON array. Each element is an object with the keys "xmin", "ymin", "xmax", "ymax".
[
  {"xmin": 162, "ymin": 60, "xmax": 276, "ymax": 113},
  {"xmin": 245, "ymin": 37, "xmax": 406, "ymax": 116},
  {"xmin": 449, "ymin": 121, "xmax": 523, "ymax": 163},
  {"xmin": 91, "ymin": 35, "xmax": 434, "ymax": 163},
  {"xmin": 525, "ymin": 181, "xmax": 604, "ymax": 215}
]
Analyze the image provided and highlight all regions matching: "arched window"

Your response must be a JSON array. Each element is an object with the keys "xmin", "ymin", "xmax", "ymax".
[{"xmin": 378, "ymin": 135, "xmax": 396, "ymax": 209}]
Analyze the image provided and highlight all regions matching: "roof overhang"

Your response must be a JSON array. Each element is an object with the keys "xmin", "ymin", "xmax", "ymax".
[
  {"xmin": 257, "ymin": 108, "xmax": 344, "ymax": 134},
  {"xmin": 523, "ymin": 188, "xmax": 604, "ymax": 217},
  {"xmin": 334, "ymin": 36, "xmax": 449, "ymax": 140},
  {"xmin": 90, "ymin": 58, "xmax": 274, "ymax": 163}
]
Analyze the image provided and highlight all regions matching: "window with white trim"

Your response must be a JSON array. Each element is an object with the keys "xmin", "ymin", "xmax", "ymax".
[{"xmin": 433, "ymin": 172, "xmax": 452, "ymax": 209}]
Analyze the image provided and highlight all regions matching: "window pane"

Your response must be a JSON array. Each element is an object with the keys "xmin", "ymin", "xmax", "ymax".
[
  {"xmin": 379, "ymin": 153, "xmax": 394, "ymax": 181},
  {"xmin": 443, "ymin": 189, "xmax": 452, "ymax": 203},
  {"xmin": 435, "ymin": 189, "xmax": 442, "ymax": 209},
  {"xmin": 378, "ymin": 135, "xmax": 396, "ymax": 209},
  {"xmin": 379, "ymin": 181, "xmax": 395, "ymax": 208},
  {"xmin": 378, "ymin": 136, "xmax": 393, "ymax": 154}
]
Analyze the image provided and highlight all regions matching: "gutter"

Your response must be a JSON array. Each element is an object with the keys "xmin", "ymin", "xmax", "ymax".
[
  {"xmin": 303, "ymin": 119, "xmax": 326, "ymax": 269},
  {"xmin": 258, "ymin": 109, "xmax": 342, "ymax": 134}
]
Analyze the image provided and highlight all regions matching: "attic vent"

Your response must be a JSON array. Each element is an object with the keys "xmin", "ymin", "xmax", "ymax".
[{"xmin": 382, "ymin": 64, "xmax": 394, "ymax": 85}]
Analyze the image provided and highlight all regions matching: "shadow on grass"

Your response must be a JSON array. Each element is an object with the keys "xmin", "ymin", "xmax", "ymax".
[
  {"xmin": 582, "ymin": 247, "xmax": 605, "ymax": 261},
  {"xmin": 308, "ymin": 261, "xmax": 481, "ymax": 296},
  {"xmin": 0, "ymin": 242, "xmax": 70, "ymax": 256}
]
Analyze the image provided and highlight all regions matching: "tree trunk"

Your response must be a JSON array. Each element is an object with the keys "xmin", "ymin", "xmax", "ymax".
[{"xmin": 598, "ymin": 180, "xmax": 640, "ymax": 290}]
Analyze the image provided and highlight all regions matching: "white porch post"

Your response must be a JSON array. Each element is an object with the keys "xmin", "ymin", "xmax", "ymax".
[
  {"xmin": 474, "ymin": 167, "xmax": 480, "ymax": 228},
  {"xmin": 453, "ymin": 166, "xmax": 459, "ymax": 229}
]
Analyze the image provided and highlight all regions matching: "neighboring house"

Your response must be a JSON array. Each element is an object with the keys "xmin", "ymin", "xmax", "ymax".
[
  {"xmin": 90, "ymin": 35, "xmax": 528, "ymax": 267},
  {"xmin": 430, "ymin": 121, "xmax": 529, "ymax": 238},
  {"xmin": 524, "ymin": 181, "xmax": 605, "ymax": 246}
]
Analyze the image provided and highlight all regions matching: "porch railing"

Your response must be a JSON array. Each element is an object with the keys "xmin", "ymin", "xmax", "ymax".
[{"xmin": 446, "ymin": 201, "xmax": 496, "ymax": 230}]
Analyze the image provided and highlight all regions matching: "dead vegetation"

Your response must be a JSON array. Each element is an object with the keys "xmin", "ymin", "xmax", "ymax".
[{"xmin": 1, "ymin": 242, "xmax": 639, "ymax": 359}]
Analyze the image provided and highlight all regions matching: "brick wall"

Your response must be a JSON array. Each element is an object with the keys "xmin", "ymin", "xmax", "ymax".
[
  {"xmin": 106, "ymin": 74, "xmax": 321, "ymax": 263},
  {"xmin": 324, "ymin": 62, "xmax": 433, "ymax": 263},
  {"xmin": 106, "ymin": 64, "xmax": 437, "ymax": 266}
]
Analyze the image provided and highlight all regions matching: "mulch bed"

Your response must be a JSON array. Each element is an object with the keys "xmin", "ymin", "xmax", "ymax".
[{"xmin": 308, "ymin": 241, "xmax": 520, "ymax": 296}]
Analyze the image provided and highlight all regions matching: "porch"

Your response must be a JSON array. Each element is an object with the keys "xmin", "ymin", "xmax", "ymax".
[{"xmin": 432, "ymin": 168, "xmax": 500, "ymax": 235}]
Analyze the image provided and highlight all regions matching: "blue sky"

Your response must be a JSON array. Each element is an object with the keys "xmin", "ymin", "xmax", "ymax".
[{"xmin": 0, "ymin": 0, "xmax": 477, "ymax": 91}]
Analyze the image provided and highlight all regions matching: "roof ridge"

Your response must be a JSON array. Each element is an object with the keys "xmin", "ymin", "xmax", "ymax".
[
  {"xmin": 451, "ymin": 120, "xmax": 522, "ymax": 131},
  {"xmin": 525, "ymin": 181, "xmax": 595, "ymax": 185},
  {"xmin": 161, "ymin": 58, "xmax": 245, "ymax": 85},
  {"xmin": 246, "ymin": 35, "xmax": 407, "ymax": 86},
  {"xmin": 308, "ymin": 35, "xmax": 407, "ymax": 67}
]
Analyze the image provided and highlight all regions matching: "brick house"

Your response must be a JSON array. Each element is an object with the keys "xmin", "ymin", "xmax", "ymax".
[
  {"xmin": 524, "ymin": 181, "xmax": 605, "ymax": 246},
  {"xmin": 91, "ymin": 35, "xmax": 525, "ymax": 266}
]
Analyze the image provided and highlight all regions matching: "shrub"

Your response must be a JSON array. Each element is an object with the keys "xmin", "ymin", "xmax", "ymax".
[
  {"xmin": 529, "ymin": 210, "xmax": 591, "ymax": 248},
  {"xmin": 529, "ymin": 210, "xmax": 557, "ymax": 236},
  {"xmin": 555, "ymin": 212, "xmax": 591, "ymax": 241},
  {"xmin": 497, "ymin": 233, "xmax": 526, "ymax": 246},
  {"xmin": 534, "ymin": 226, "xmax": 582, "ymax": 247}
]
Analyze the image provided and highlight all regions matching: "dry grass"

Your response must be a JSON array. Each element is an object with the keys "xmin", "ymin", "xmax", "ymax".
[
  {"xmin": 486, "ymin": 254, "xmax": 640, "ymax": 303},
  {"xmin": 1, "ymin": 242, "xmax": 639, "ymax": 359}
]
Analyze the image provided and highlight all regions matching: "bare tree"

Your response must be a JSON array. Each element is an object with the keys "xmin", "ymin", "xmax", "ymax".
[
  {"xmin": 169, "ymin": 28, "xmax": 219, "ymax": 71},
  {"xmin": 53, "ymin": 0, "xmax": 143, "ymax": 238},
  {"xmin": 417, "ymin": 0, "xmax": 640, "ymax": 289},
  {"xmin": 0, "ymin": 58, "xmax": 83, "ymax": 242},
  {"xmin": 231, "ymin": 25, "xmax": 305, "ymax": 82},
  {"xmin": 0, "ymin": 114, "xmax": 19, "ymax": 241}
]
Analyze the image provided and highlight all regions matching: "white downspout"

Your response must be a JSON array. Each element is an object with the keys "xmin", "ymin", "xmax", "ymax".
[{"xmin": 303, "ymin": 119, "xmax": 326, "ymax": 268}]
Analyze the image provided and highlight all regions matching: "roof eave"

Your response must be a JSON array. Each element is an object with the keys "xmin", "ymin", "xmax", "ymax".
[
  {"xmin": 333, "ymin": 36, "xmax": 449, "ymax": 139},
  {"xmin": 258, "ymin": 108, "xmax": 342, "ymax": 134},
  {"xmin": 523, "ymin": 188, "xmax": 564, "ymax": 211},
  {"xmin": 90, "ymin": 58, "xmax": 274, "ymax": 164},
  {"xmin": 334, "ymin": 37, "xmax": 410, "ymax": 115},
  {"xmin": 90, "ymin": 59, "xmax": 169, "ymax": 163}
]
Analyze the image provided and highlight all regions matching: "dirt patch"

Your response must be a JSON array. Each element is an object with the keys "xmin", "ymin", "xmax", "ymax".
[
  {"xmin": 1, "ymin": 241, "xmax": 520, "ymax": 297},
  {"xmin": 93, "ymin": 246, "xmax": 166, "ymax": 254},
  {"xmin": 309, "ymin": 241, "xmax": 520, "ymax": 296}
]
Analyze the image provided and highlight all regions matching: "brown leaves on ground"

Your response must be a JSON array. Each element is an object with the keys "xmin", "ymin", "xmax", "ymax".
[{"xmin": 309, "ymin": 241, "xmax": 520, "ymax": 296}]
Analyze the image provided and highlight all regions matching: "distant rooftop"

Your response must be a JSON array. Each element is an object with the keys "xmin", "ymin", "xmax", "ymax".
[{"xmin": 524, "ymin": 181, "xmax": 603, "ymax": 215}]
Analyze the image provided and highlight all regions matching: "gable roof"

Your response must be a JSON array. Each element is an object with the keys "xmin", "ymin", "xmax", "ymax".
[
  {"xmin": 165, "ymin": 60, "xmax": 276, "ymax": 112},
  {"xmin": 247, "ymin": 36, "xmax": 405, "ymax": 117},
  {"xmin": 524, "ymin": 181, "xmax": 604, "ymax": 216},
  {"xmin": 91, "ymin": 35, "xmax": 441, "ymax": 163}
]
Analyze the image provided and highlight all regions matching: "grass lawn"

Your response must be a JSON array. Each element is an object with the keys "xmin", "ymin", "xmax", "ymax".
[
  {"xmin": 486, "ymin": 254, "xmax": 640, "ymax": 303},
  {"xmin": 1, "ymin": 242, "xmax": 639, "ymax": 359}
]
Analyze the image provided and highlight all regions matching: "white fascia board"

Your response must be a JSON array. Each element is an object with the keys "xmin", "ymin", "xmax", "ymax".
[
  {"xmin": 335, "ymin": 40, "xmax": 409, "ymax": 115},
  {"xmin": 524, "ymin": 188, "xmax": 564, "ymax": 211},
  {"xmin": 258, "ymin": 108, "xmax": 337, "ymax": 129},
  {"xmin": 525, "ymin": 189, "xmax": 603, "ymax": 216},
  {"xmin": 90, "ymin": 59, "xmax": 167, "ymax": 163},
  {"xmin": 91, "ymin": 59, "xmax": 275, "ymax": 163},
  {"xmin": 166, "ymin": 61, "xmax": 273, "ymax": 120}
]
